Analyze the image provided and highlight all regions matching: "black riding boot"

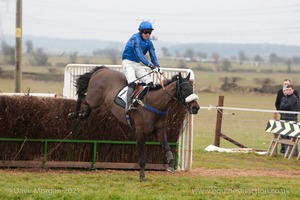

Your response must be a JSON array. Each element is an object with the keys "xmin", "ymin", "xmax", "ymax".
[
  {"xmin": 147, "ymin": 82, "xmax": 154, "ymax": 87},
  {"xmin": 147, "ymin": 82, "xmax": 157, "ymax": 89},
  {"xmin": 126, "ymin": 82, "xmax": 136, "ymax": 113}
]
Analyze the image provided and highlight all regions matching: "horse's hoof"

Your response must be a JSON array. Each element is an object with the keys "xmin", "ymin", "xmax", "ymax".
[
  {"xmin": 167, "ymin": 167, "xmax": 175, "ymax": 174},
  {"xmin": 67, "ymin": 113, "xmax": 77, "ymax": 119},
  {"xmin": 78, "ymin": 113, "xmax": 84, "ymax": 120}
]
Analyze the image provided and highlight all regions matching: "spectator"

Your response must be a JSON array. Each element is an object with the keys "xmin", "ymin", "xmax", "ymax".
[
  {"xmin": 278, "ymin": 84, "xmax": 299, "ymax": 155},
  {"xmin": 275, "ymin": 79, "xmax": 299, "ymax": 111}
]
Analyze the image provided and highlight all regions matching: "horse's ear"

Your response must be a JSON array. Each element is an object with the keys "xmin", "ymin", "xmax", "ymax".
[
  {"xmin": 186, "ymin": 73, "xmax": 191, "ymax": 80},
  {"xmin": 178, "ymin": 72, "xmax": 182, "ymax": 80}
]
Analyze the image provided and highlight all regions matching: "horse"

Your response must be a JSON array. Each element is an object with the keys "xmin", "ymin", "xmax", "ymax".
[{"xmin": 68, "ymin": 66, "xmax": 200, "ymax": 181}]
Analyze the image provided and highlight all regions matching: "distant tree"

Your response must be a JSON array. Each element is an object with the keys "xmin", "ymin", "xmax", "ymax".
[
  {"xmin": 253, "ymin": 54, "xmax": 264, "ymax": 65},
  {"xmin": 221, "ymin": 59, "xmax": 231, "ymax": 72},
  {"xmin": 269, "ymin": 53, "xmax": 278, "ymax": 64},
  {"xmin": 238, "ymin": 50, "xmax": 247, "ymax": 65},
  {"xmin": 161, "ymin": 47, "xmax": 171, "ymax": 57},
  {"xmin": 1, "ymin": 41, "xmax": 15, "ymax": 65},
  {"xmin": 183, "ymin": 48, "xmax": 195, "ymax": 61},
  {"xmin": 25, "ymin": 40, "xmax": 33, "ymax": 54},
  {"xmin": 69, "ymin": 51, "xmax": 78, "ymax": 63},
  {"xmin": 33, "ymin": 47, "xmax": 49, "ymax": 66},
  {"xmin": 285, "ymin": 58, "xmax": 292, "ymax": 73},
  {"xmin": 211, "ymin": 52, "xmax": 220, "ymax": 64},
  {"xmin": 253, "ymin": 54, "xmax": 263, "ymax": 62}
]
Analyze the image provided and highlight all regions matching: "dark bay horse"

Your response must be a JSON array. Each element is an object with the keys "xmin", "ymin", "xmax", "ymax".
[{"xmin": 68, "ymin": 66, "xmax": 199, "ymax": 181}]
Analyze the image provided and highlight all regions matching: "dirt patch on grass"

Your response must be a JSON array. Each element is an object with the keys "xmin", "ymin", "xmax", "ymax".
[
  {"xmin": 174, "ymin": 168, "xmax": 300, "ymax": 177},
  {"xmin": 1, "ymin": 167, "xmax": 300, "ymax": 178}
]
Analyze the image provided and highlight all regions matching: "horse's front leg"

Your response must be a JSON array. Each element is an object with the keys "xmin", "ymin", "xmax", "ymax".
[
  {"xmin": 157, "ymin": 129, "xmax": 175, "ymax": 173},
  {"xmin": 136, "ymin": 132, "xmax": 146, "ymax": 182}
]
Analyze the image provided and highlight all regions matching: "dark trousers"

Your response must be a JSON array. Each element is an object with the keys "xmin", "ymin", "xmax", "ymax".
[
  {"xmin": 279, "ymin": 118, "xmax": 298, "ymax": 155},
  {"xmin": 280, "ymin": 135, "xmax": 299, "ymax": 155}
]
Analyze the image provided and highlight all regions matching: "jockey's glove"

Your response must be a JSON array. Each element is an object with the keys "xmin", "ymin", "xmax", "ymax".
[{"xmin": 152, "ymin": 67, "xmax": 162, "ymax": 74}]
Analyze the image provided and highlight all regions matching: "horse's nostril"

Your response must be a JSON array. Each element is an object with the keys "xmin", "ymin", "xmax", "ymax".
[{"xmin": 191, "ymin": 106, "xmax": 199, "ymax": 114}]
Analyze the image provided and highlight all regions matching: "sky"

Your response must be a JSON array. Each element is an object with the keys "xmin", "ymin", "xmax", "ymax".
[{"xmin": 1, "ymin": 0, "xmax": 300, "ymax": 46}]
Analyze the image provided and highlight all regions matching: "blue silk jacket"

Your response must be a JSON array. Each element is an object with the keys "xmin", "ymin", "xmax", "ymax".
[{"xmin": 122, "ymin": 32, "xmax": 159, "ymax": 68}]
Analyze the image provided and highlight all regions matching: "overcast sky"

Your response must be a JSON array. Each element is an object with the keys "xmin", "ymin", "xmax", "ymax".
[{"xmin": 1, "ymin": 0, "xmax": 300, "ymax": 46}]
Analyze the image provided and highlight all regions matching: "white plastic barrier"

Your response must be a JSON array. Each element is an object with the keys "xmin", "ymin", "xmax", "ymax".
[
  {"xmin": 0, "ymin": 93, "xmax": 57, "ymax": 97},
  {"xmin": 63, "ymin": 64, "xmax": 196, "ymax": 171}
]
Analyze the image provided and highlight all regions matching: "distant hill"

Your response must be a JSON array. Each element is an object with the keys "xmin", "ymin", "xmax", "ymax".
[
  {"xmin": 170, "ymin": 43, "xmax": 300, "ymax": 58},
  {"xmin": 1, "ymin": 35, "xmax": 300, "ymax": 58}
]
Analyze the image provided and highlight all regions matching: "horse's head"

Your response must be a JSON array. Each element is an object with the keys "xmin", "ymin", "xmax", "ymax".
[{"xmin": 175, "ymin": 72, "xmax": 200, "ymax": 114}]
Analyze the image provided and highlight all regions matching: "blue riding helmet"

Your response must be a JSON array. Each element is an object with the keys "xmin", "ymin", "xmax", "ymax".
[{"xmin": 138, "ymin": 21, "xmax": 154, "ymax": 31}]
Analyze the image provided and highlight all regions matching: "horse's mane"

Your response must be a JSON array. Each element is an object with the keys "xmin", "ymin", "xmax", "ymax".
[
  {"xmin": 164, "ymin": 74, "xmax": 179, "ymax": 86},
  {"xmin": 149, "ymin": 74, "xmax": 179, "ymax": 91}
]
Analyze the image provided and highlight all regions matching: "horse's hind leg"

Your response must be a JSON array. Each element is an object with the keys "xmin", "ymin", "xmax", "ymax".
[
  {"xmin": 136, "ymin": 132, "xmax": 147, "ymax": 182},
  {"xmin": 68, "ymin": 98, "xmax": 82, "ymax": 119},
  {"xmin": 79, "ymin": 106, "xmax": 92, "ymax": 120}
]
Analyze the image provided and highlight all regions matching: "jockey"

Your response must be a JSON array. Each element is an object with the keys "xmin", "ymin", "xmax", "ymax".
[{"xmin": 122, "ymin": 21, "xmax": 162, "ymax": 113}]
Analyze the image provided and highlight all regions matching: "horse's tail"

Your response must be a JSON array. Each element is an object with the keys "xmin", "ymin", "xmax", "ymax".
[{"xmin": 75, "ymin": 66, "xmax": 107, "ymax": 99}]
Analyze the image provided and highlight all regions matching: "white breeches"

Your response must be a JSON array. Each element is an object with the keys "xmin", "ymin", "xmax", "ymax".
[{"xmin": 122, "ymin": 59, "xmax": 152, "ymax": 84}]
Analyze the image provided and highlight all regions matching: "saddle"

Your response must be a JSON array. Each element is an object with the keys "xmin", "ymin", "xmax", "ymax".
[{"xmin": 114, "ymin": 84, "xmax": 149, "ymax": 109}]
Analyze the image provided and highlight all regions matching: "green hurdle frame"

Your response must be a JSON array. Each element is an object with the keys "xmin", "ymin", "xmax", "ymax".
[{"xmin": 0, "ymin": 138, "xmax": 179, "ymax": 170}]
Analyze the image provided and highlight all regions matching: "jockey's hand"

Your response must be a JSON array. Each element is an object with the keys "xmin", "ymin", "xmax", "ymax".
[{"xmin": 152, "ymin": 67, "xmax": 162, "ymax": 74}]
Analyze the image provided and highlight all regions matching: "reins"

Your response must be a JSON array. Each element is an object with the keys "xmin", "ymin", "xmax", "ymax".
[
  {"xmin": 134, "ymin": 72, "xmax": 169, "ymax": 115},
  {"xmin": 155, "ymin": 72, "xmax": 190, "ymax": 108},
  {"xmin": 135, "ymin": 72, "xmax": 192, "ymax": 115},
  {"xmin": 156, "ymin": 72, "xmax": 167, "ymax": 90}
]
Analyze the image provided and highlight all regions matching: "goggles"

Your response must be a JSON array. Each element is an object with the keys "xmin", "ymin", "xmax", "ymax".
[{"xmin": 141, "ymin": 30, "xmax": 152, "ymax": 35}]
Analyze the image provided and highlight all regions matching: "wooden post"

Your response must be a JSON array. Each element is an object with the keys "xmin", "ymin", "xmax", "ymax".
[
  {"xmin": 15, "ymin": 0, "xmax": 22, "ymax": 92},
  {"xmin": 214, "ymin": 96, "xmax": 224, "ymax": 147}
]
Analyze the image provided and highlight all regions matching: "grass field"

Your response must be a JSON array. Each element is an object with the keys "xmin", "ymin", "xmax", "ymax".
[
  {"xmin": 1, "ymin": 60, "xmax": 300, "ymax": 199},
  {"xmin": 0, "ymin": 168, "xmax": 299, "ymax": 199}
]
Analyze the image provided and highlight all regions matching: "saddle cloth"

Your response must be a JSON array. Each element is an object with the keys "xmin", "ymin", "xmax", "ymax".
[{"xmin": 114, "ymin": 85, "xmax": 149, "ymax": 109}]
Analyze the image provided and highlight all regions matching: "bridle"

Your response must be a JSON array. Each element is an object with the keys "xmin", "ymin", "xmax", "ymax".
[
  {"xmin": 135, "ymin": 72, "xmax": 198, "ymax": 115},
  {"xmin": 157, "ymin": 73, "xmax": 198, "ymax": 108},
  {"xmin": 175, "ymin": 81, "xmax": 190, "ymax": 106}
]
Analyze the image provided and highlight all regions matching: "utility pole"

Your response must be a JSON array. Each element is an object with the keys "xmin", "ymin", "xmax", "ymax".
[{"xmin": 15, "ymin": 0, "xmax": 22, "ymax": 92}]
